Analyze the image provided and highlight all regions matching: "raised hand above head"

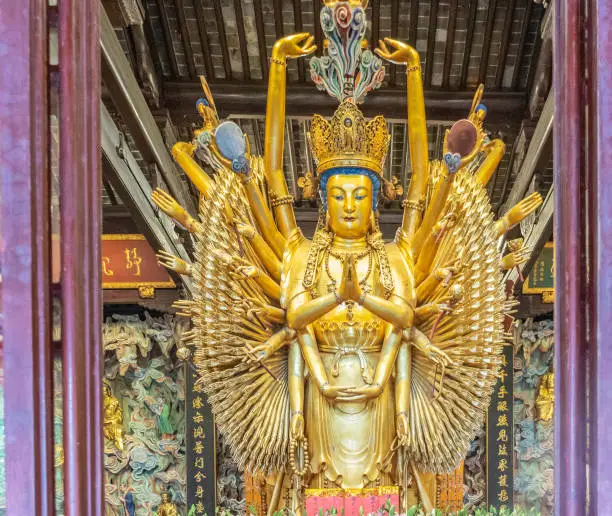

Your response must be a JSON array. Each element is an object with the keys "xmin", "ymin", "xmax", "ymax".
[
  {"xmin": 375, "ymin": 37, "xmax": 419, "ymax": 65},
  {"xmin": 273, "ymin": 32, "xmax": 316, "ymax": 60}
]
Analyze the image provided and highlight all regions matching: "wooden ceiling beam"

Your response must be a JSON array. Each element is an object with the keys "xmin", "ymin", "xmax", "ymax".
[
  {"xmin": 175, "ymin": 0, "xmax": 197, "ymax": 79},
  {"xmin": 193, "ymin": 0, "xmax": 215, "ymax": 80},
  {"xmin": 212, "ymin": 0, "xmax": 232, "ymax": 79},
  {"xmin": 273, "ymin": 0, "xmax": 284, "ymax": 39},
  {"xmin": 478, "ymin": 0, "xmax": 497, "ymax": 85},
  {"xmin": 389, "ymin": 0, "xmax": 400, "ymax": 85},
  {"xmin": 371, "ymin": 0, "xmax": 380, "ymax": 49},
  {"xmin": 495, "ymin": 0, "xmax": 517, "ymax": 89},
  {"xmin": 165, "ymin": 81, "xmax": 527, "ymax": 125},
  {"xmin": 292, "ymin": 0, "xmax": 305, "ymax": 80},
  {"xmin": 511, "ymin": 1, "xmax": 533, "ymax": 90},
  {"xmin": 424, "ymin": 0, "xmax": 438, "ymax": 87},
  {"xmin": 312, "ymin": 0, "xmax": 323, "ymax": 52},
  {"xmin": 233, "ymin": 0, "xmax": 251, "ymax": 81},
  {"xmin": 101, "ymin": 5, "xmax": 197, "ymax": 214},
  {"xmin": 409, "ymin": 0, "xmax": 418, "ymax": 47},
  {"xmin": 253, "ymin": 0, "xmax": 268, "ymax": 78},
  {"xmin": 154, "ymin": 0, "xmax": 180, "ymax": 77},
  {"xmin": 460, "ymin": 0, "xmax": 477, "ymax": 88},
  {"xmin": 442, "ymin": 0, "xmax": 458, "ymax": 89}
]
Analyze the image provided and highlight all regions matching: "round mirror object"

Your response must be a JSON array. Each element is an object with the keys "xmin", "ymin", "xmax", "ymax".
[
  {"xmin": 214, "ymin": 121, "xmax": 246, "ymax": 161},
  {"xmin": 446, "ymin": 119, "xmax": 478, "ymax": 158}
]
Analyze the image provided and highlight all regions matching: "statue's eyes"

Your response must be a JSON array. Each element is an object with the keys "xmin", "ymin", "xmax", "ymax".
[
  {"xmin": 355, "ymin": 194, "xmax": 366, "ymax": 201},
  {"xmin": 333, "ymin": 194, "xmax": 344, "ymax": 201}
]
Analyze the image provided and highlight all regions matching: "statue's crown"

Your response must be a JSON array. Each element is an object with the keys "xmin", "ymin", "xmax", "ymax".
[{"xmin": 309, "ymin": 100, "xmax": 390, "ymax": 176}]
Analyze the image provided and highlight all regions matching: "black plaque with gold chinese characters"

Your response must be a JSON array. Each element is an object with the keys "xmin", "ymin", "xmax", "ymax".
[
  {"xmin": 486, "ymin": 343, "xmax": 513, "ymax": 511},
  {"xmin": 186, "ymin": 364, "xmax": 216, "ymax": 514}
]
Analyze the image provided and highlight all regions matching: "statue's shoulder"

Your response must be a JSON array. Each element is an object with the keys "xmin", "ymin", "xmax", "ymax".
[
  {"xmin": 280, "ymin": 231, "xmax": 312, "ymax": 307},
  {"xmin": 384, "ymin": 241, "xmax": 415, "ymax": 299}
]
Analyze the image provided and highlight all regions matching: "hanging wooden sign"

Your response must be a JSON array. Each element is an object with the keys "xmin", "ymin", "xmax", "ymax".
[
  {"xmin": 522, "ymin": 242, "xmax": 554, "ymax": 302},
  {"xmin": 52, "ymin": 234, "xmax": 175, "ymax": 291}
]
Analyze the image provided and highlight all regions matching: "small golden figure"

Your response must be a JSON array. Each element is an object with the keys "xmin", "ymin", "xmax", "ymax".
[
  {"xmin": 297, "ymin": 171, "xmax": 317, "ymax": 202},
  {"xmin": 536, "ymin": 371, "xmax": 554, "ymax": 422},
  {"xmin": 156, "ymin": 491, "xmax": 178, "ymax": 516},
  {"xmin": 103, "ymin": 381, "xmax": 124, "ymax": 451}
]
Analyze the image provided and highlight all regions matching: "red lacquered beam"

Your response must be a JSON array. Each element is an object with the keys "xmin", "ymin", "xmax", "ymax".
[
  {"xmin": 554, "ymin": 1, "xmax": 588, "ymax": 514},
  {"xmin": 59, "ymin": 0, "xmax": 103, "ymax": 514}
]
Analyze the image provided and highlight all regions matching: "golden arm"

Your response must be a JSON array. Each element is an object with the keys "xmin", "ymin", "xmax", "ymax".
[
  {"xmin": 476, "ymin": 139, "xmax": 506, "ymax": 186},
  {"xmin": 172, "ymin": 142, "xmax": 215, "ymax": 197},
  {"xmin": 235, "ymin": 220, "xmax": 282, "ymax": 281},
  {"xmin": 409, "ymin": 170, "xmax": 454, "ymax": 260},
  {"xmin": 395, "ymin": 340, "xmax": 411, "ymax": 445},
  {"xmin": 241, "ymin": 174, "xmax": 287, "ymax": 258},
  {"xmin": 264, "ymin": 34, "xmax": 315, "ymax": 237},
  {"xmin": 288, "ymin": 340, "xmax": 305, "ymax": 439},
  {"xmin": 414, "ymin": 232, "xmax": 438, "ymax": 285},
  {"xmin": 286, "ymin": 291, "xmax": 340, "ymax": 330},
  {"xmin": 152, "ymin": 188, "xmax": 199, "ymax": 233},
  {"xmin": 495, "ymin": 192, "xmax": 543, "ymax": 237},
  {"xmin": 376, "ymin": 39, "xmax": 429, "ymax": 243},
  {"xmin": 416, "ymin": 266, "xmax": 455, "ymax": 303},
  {"xmin": 360, "ymin": 295, "xmax": 414, "ymax": 329}
]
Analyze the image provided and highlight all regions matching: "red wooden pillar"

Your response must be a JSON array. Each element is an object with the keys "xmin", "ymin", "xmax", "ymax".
[
  {"xmin": 59, "ymin": 0, "xmax": 104, "ymax": 514},
  {"xmin": 554, "ymin": 2, "xmax": 589, "ymax": 514},
  {"xmin": 585, "ymin": 0, "xmax": 612, "ymax": 512},
  {"xmin": 0, "ymin": 1, "xmax": 55, "ymax": 514}
]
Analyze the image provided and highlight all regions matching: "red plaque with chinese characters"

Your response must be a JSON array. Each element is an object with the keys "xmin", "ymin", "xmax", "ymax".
[{"xmin": 101, "ymin": 235, "xmax": 175, "ymax": 289}]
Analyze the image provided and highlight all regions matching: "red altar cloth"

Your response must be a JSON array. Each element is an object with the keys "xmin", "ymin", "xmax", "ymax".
[{"xmin": 305, "ymin": 486, "xmax": 399, "ymax": 515}]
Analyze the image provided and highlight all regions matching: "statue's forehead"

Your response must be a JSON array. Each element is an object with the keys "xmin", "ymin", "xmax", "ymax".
[{"xmin": 326, "ymin": 173, "xmax": 372, "ymax": 189}]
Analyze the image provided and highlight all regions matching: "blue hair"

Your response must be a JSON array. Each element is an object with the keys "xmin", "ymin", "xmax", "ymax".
[{"xmin": 319, "ymin": 167, "xmax": 381, "ymax": 211}]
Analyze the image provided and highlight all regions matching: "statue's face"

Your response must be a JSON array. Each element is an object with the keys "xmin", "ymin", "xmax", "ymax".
[
  {"xmin": 161, "ymin": 494, "xmax": 168, "ymax": 502},
  {"xmin": 326, "ymin": 174, "xmax": 372, "ymax": 238}
]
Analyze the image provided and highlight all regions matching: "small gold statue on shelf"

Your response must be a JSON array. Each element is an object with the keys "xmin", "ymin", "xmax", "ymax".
[
  {"xmin": 103, "ymin": 380, "xmax": 124, "ymax": 451},
  {"xmin": 156, "ymin": 491, "xmax": 178, "ymax": 516},
  {"xmin": 536, "ymin": 371, "xmax": 554, "ymax": 422}
]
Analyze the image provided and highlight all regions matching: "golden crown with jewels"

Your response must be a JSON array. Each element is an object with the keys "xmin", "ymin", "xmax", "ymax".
[{"xmin": 308, "ymin": 100, "xmax": 390, "ymax": 176}]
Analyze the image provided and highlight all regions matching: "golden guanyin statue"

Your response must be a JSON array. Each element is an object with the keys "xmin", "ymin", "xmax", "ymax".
[{"xmin": 153, "ymin": 1, "xmax": 542, "ymax": 512}]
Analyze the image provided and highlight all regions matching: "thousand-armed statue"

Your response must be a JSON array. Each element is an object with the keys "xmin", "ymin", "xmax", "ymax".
[{"xmin": 153, "ymin": 0, "xmax": 542, "ymax": 512}]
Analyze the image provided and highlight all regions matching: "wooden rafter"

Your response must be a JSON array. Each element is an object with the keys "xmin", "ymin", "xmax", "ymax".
[
  {"xmin": 409, "ymin": 0, "xmax": 419, "ymax": 47},
  {"xmin": 424, "ymin": 0, "xmax": 438, "ymax": 87},
  {"xmin": 212, "ymin": 0, "xmax": 232, "ymax": 79},
  {"xmin": 193, "ymin": 0, "xmax": 215, "ymax": 80},
  {"xmin": 495, "ymin": 0, "xmax": 517, "ymax": 89},
  {"xmin": 155, "ymin": 0, "xmax": 180, "ymax": 78},
  {"xmin": 478, "ymin": 0, "xmax": 497, "ymax": 85},
  {"xmin": 274, "ymin": 0, "xmax": 284, "ymax": 39},
  {"xmin": 312, "ymin": 0, "xmax": 323, "ymax": 52},
  {"xmin": 389, "ymin": 0, "xmax": 400, "ymax": 85},
  {"xmin": 371, "ymin": 0, "xmax": 380, "ymax": 53},
  {"xmin": 442, "ymin": 0, "xmax": 458, "ymax": 89},
  {"xmin": 293, "ymin": 0, "xmax": 305, "ymax": 80},
  {"xmin": 175, "ymin": 0, "xmax": 197, "ymax": 79},
  {"xmin": 253, "ymin": 0, "xmax": 269, "ymax": 78},
  {"xmin": 460, "ymin": 0, "xmax": 477, "ymax": 88},
  {"xmin": 233, "ymin": 0, "xmax": 251, "ymax": 81},
  {"xmin": 511, "ymin": 1, "xmax": 533, "ymax": 90}
]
